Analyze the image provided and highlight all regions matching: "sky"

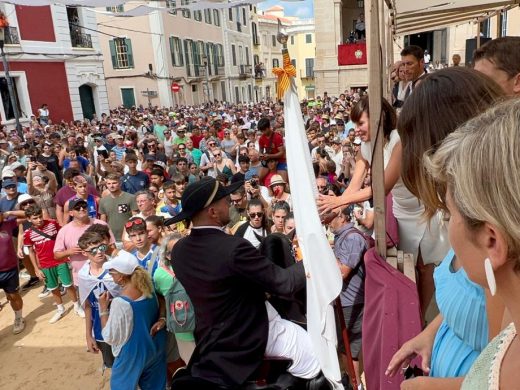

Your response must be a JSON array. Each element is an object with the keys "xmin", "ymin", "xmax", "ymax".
[{"xmin": 258, "ymin": 0, "xmax": 314, "ymax": 19}]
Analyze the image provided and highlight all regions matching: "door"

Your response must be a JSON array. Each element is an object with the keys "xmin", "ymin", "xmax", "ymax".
[
  {"xmin": 121, "ymin": 88, "xmax": 135, "ymax": 108},
  {"xmin": 79, "ymin": 84, "xmax": 95, "ymax": 120}
]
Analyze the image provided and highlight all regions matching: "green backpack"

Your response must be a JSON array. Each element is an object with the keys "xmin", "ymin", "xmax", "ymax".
[{"xmin": 161, "ymin": 265, "xmax": 196, "ymax": 334}]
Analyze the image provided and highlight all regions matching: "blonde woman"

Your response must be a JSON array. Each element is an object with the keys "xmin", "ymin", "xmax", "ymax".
[
  {"xmin": 99, "ymin": 251, "xmax": 166, "ymax": 390},
  {"xmin": 425, "ymin": 98, "xmax": 520, "ymax": 390}
]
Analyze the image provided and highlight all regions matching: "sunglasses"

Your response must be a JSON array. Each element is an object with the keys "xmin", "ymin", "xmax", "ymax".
[
  {"xmin": 208, "ymin": 143, "xmax": 216, "ymax": 146},
  {"xmin": 178, "ymin": 147, "xmax": 186, "ymax": 150},
  {"xmin": 125, "ymin": 218, "xmax": 144, "ymax": 229},
  {"xmin": 73, "ymin": 204, "xmax": 87, "ymax": 211},
  {"xmin": 230, "ymin": 197, "xmax": 243, "ymax": 204},
  {"xmin": 213, "ymin": 153, "xmax": 221, "ymax": 157},
  {"xmin": 87, "ymin": 244, "xmax": 108, "ymax": 255},
  {"xmin": 4, "ymin": 184, "xmax": 16, "ymax": 190},
  {"xmin": 249, "ymin": 212, "xmax": 264, "ymax": 218}
]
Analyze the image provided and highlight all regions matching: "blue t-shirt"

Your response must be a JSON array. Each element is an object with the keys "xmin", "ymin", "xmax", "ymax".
[
  {"xmin": 120, "ymin": 172, "xmax": 149, "ymax": 194},
  {"xmin": 87, "ymin": 272, "xmax": 110, "ymax": 341},
  {"xmin": 63, "ymin": 156, "xmax": 90, "ymax": 173},
  {"xmin": 132, "ymin": 244, "xmax": 159, "ymax": 275}
]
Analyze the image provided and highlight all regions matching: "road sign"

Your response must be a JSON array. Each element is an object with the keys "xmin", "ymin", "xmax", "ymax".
[{"xmin": 171, "ymin": 82, "xmax": 180, "ymax": 93}]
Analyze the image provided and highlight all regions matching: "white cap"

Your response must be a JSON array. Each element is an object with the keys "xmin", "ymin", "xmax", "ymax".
[
  {"xmin": 17, "ymin": 194, "xmax": 33, "ymax": 205},
  {"xmin": 2, "ymin": 168, "xmax": 15, "ymax": 178},
  {"xmin": 9, "ymin": 161, "xmax": 24, "ymax": 171},
  {"xmin": 102, "ymin": 251, "xmax": 139, "ymax": 275}
]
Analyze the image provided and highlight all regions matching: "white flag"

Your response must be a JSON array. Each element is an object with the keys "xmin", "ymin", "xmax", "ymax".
[{"xmin": 284, "ymin": 84, "xmax": 343, "ymax": 389}]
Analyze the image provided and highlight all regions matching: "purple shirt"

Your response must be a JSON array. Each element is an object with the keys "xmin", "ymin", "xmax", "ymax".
[{"xmin": 0, "ymin": 219, "xmax": 18, "ymax": 271}]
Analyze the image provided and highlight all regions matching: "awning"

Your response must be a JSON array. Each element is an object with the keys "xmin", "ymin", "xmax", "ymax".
[{"xmin": 388, "ymin": 0, "xmax": 520, "ymax": 35}]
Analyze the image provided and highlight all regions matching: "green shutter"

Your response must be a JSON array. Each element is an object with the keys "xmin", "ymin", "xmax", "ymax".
[
  {"xmin": 178, "ymin": 38, "xmax": 184, "ymax": 66},
  {"xmin": 169, "ymin": 36, "xmax": 176, "ymax": 66},
  {"xmin": 109, "ymin": 39, "xmax": 117, "ymax": 68},
  {"xmin": 125, "ymin": 38, "xmax": 134, "ymax": 68}
]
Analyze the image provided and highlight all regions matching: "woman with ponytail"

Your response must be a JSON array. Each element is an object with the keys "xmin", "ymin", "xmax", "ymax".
[{"xmin": 99, "ymin": 250, "xmax": 167, "ymax": 390}]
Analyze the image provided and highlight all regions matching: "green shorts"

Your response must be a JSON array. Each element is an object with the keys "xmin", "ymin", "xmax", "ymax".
[{"xmin": 42, "ymin": 263, "xmax": 73, "ymax": 290}]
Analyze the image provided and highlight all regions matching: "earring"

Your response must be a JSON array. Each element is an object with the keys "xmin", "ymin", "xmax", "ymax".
[{"xmin": 484, "ymin": 258, "xmax": 497, "ymax": 296}]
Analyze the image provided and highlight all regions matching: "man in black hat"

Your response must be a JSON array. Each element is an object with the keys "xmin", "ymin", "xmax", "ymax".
[{"xmin": 167, "ymin": 178, "xmax": 321, "ymax": 388}]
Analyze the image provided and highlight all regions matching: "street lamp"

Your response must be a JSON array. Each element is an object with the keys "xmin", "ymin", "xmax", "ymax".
[{"xmin": 0, "ymin": 15, "xmax": 23, "ymax": 139}]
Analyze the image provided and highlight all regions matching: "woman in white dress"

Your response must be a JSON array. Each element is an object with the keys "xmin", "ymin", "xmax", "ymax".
[{"xmin": 317, "ymin": 96, "xmax": 450, "ymax": 315}]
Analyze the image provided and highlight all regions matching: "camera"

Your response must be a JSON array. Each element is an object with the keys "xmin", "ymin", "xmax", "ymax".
[{"xmin": 250, "ymin": 179, "xmax": 258, "ymax": 188}]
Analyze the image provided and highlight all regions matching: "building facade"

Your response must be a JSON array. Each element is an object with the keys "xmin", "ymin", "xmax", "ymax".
[
  {"xmin": 314, "ymin": 0, "xmax": 520, "ymax": 97},
  {"xmin": 0, "ymin": 3, "xmax": 108, "ymax": 127}
]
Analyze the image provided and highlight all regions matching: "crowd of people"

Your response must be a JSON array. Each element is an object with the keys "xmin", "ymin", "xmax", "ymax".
[{"xmin": 0, "ymin": 35, "xmax": 519, "ymax": 390}]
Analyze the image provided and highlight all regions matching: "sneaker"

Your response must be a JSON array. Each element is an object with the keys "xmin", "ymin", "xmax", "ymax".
[
  {"xmin": 49, "ymin": 310, "xmax": 65, "ymax": 324},
  {"xmin": 21, "ymin": 276, "xmax": 40, "ymax": 291},
  {"xmin": 38, "ymin": 286, "xmax": 50, "ymax": 299},
  {"xmin": 74, "ymin": 305, "xmax": 85, "ymax": 318},
  {"xmin": 19, "ymin": 270, "xmax": 31, "ymax": 280},
  {"xmin": 60, "ymin": 285, "xmax": 67, "ymax": 296},
  {"xmin": 13, "ymin": 317, "xmax": 25, "ymax": 334}
]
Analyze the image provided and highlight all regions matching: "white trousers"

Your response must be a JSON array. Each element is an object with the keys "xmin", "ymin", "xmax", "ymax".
[{"xmin": 264, "ymin": 301, "xmax": 321, "ymax": 379}]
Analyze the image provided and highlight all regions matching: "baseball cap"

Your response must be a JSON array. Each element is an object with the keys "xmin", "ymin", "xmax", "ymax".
[
  {"xmin": 2, "ymin": 178, "xmax": 16, "ymax": 188},
  {"xmin": 2, "ymin": 168, "xmax": 15, "ymax": 179},
  {"xmin": 144, "ymin": 154, "xmax": 156, "ymax": 161},
  {"xmin": 102, "ymin": 250, "xmax": 139, "ymax": 275},
  {"xmin": 69, "ymin": 198, "xmax": 88, "ymax": 210},
  {"xmin": 17, "ymin": 194, "xmax": 33, "ymax": 206}
]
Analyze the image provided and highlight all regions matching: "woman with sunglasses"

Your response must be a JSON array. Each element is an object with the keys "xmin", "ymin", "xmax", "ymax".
[
  {"xmin": 221, "ymin": 129, "xmax": 237, "ymax": 159},
  {"xmin": 99, "ymin": 251, "xmax": 167, "ymax": 390},
  {"xmin": 209, "ymin": 147, "xmax": 236, "ymax": 180}
]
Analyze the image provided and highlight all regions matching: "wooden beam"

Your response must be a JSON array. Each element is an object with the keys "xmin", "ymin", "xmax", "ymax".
[
  {"xmin": 396, "ymin": 1, "xmax": 517, "ymax": 19},
  {"xmin": 367, "ymin": 0, "xmax": 387, "ymax": 258}
]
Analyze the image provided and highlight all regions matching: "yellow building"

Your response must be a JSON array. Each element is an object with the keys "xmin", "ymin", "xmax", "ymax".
[{"xmin": 253, "ymin": 6, "xmax": 315, "ymax": 101}]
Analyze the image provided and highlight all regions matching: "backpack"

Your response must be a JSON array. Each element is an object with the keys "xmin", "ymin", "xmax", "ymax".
[{"xmin": 161, "ymin": 265, "xmax": 196, "ymax": 334}]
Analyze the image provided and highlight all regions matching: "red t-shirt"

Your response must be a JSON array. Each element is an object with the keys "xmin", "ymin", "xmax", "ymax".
[
  {"xmin": 191, "ymin": 134, "xmax": 204, "ymax": 149},
  {"xmin": 23, "ymin": 220, "xmax": 64, "ymax": 269},
  {"xmin": 259, "ymin": 132, "xmax": 286, "ymax": 163}
]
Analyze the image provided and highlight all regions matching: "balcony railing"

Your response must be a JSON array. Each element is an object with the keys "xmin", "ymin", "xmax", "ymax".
[
  {"xmin": 239, "ymin": 64, "xmax": 252, "ymax": 79},
  {"xmin": 4, "ymin": 26, "xmax": 20, "ymax": 45},
  {"xmin": 216, "ymin": 66, "xmax": 225, "ymax": 76},
  {"xmin": 70, "ymin": 29, "xmax": 93, "ymax": 48},
  {"xmin": 300, "ymin": 69, "xmax": 314, "ymax": 79}
]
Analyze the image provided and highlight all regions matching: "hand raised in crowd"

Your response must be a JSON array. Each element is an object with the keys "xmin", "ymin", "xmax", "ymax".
[{"xmin": 316, "ymin": 193, "xmax": 343, "ymax": 214}]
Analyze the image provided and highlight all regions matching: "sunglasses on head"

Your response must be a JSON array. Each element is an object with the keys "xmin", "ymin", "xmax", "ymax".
[
  {"xmin": 125, "ymin": 218, "xmax": 144, "ymax": 229},
  {"xmin": 73, "ymin": 204, "xmax": 87, "ymax": 211},
  {"xmin": 249, "ymin": 212, "xmax": 264, "ymax": 218},
  {"xmin": 87, "ymin": 244, "xmax": 108, "ymax": 255}
]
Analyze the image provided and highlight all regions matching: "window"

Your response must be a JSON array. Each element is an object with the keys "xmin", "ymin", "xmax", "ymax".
[
  {"xmin": 357, "ymin": 0, "xmax": 364, "ymax": 7},
  {"xmin": 306, "ymin": 34, "xmax": 312, "ymax": 44},
  {"xmin": 106, "ymin": 5, "xmax": 124, "ymax": 12},
  {"xmin": 252, "ymin": 22, "xmax": 259, "ymax": 45},
  {"xmin": 242, "ymin": 8, "xmax": 247, "ymax": 25},
  {"xmin": 500, "ymin": 10, "xmax": 508, "ymax": 37},
  {"xmin": 216, "ymin": 44, "xmax": 225, "ymax": 66},
  {"xmin": 480, "ymin": 19, "xmax": 490, "ymax": 37},
  {"xmin": 305, "ymin": 58, "xmax": 314, "ymax": 77},
  {"xmin": 248, "ymin": 84, "xmax": 252, "ymax": 101},
  {"xmin": 109, "ymin": 38, "xmax": 134, "ymax": 69},
  {"xmin": 272, "ymin": 35, "xmax": 276, "ymax": 47},
  {"xmin": 194, "ymin": 10, "xmax": 202, "ymax": 21},
  {"xmin": 0, "ymin": 76, "xmax": 24, "ymax": 121},
  {"xmin": 221, "ymin": 81, "xmax": 227, "ymax": 101},
  {"xmin": 253, "ymin": 54, "xmax": 259, "ymax": 65},
  {"xmin": 181, "ymin": 0, "xmax": 191, "ymax": 18},
  {"xmin": 213, "ymin": 10, "xmax": 220, "ymax": 26},
  {"xmin": 273, "ymin": 58, "xmax": 279, "ymax": 68},
  {"xmin": 204, "ymin": 9, "xmax": 212, "ymax": 24},
  {"xmin": 290, "ymin": 36, "xmax": 294, "ymax": 45},
  {"xmin": 239, "ymin": 46, "xmax": 244, "ymax": 65},
  {"xmin": 167, "ymin": 1, "xmax": 177, "ymax": 15},
  {"xmin": 169, "ymin": 36, "xmax": 184, "ymax": 66},
  {"xmin": 228, "ymin": 8, "xmax": 233, "ymax": 21},
  {"xmin": 291, "ymin": 59, "xmax": 296, "ymax": 68},
  {"xmin": 231, "ymin": 44, "xmax": 237, "ymax": 66},
  {"xmin": 245, "ymin": 47, "xmax": 250, "ymax": 65}
]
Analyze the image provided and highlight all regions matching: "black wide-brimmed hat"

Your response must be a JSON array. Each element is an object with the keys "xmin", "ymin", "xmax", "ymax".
[{"xmin": 164, "ymin": 177, "xmax": 242, "ymax": 226}]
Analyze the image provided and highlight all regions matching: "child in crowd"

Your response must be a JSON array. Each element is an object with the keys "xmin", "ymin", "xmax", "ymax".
[
  {"xmin": 64, "ymin": 176, "xmax": 99, "ymax": 220},
  {"xmin": 156, "ymin": 181, "xmax": 181, "ymax": 219},
  {"xmin": 23, "ymin": 204, "xmax": 85, "ymax": 323},
  {"xmin": 78, "ymin": 230, "xmax": 121, "ymax": 370},
  {"xmin": 125, "ymin": 217, "xmax": 161, "ymax": 273}
]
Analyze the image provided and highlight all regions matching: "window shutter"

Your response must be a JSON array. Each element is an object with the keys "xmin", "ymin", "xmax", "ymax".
[
  {"xmin": 169, "ymin": 36, "xmax": 176, "ymax": 65},
  {"xmin": 178, "ymin": 38, "xmax": 184, "ymax": 66},
  {"xmin": 125, "ymin": 38, "xmax": 134, "ymax": 68},
  {"xmin": 109, "ymin": 39, "xmax": 117, "ymax": 68}
]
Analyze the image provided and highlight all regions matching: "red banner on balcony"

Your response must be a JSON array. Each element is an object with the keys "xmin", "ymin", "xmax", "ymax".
[{"xmin": 338, "ymin": 43, "xmax": 367, "ymax": 66}]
